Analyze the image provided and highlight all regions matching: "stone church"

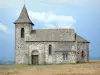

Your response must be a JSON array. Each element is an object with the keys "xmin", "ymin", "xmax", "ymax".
[{"xmin": 14, "ymin": 5, "xmax": 90, "ymax": 64}]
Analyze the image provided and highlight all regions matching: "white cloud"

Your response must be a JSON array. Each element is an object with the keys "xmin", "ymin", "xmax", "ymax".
[
  {"xmin": 0, "ymin": 23, "xmax": 8, "ymax": 33},
  {"xmin": 29, "ymin": 11, "xmax": 76, "ymax": 28}
]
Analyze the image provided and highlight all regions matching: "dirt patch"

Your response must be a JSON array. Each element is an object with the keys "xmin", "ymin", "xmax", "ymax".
[{"xmin": 0, "ymin": 71, "xmax": 19, "ymax": 75}]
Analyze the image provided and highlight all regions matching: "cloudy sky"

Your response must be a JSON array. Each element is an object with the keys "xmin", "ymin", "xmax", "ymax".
[{"xmin": 0, "ymin": 0, "xmax": 100, "ymax": 60}]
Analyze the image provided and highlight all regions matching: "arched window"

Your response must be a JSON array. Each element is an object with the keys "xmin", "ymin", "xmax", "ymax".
[
  {"xmin": 49, "ymin": 44, "xmax": 52, "ymax": 55},
  {"xmin": 21, "ymin": 28, "xmax": 24, "ymax": 38},
  {"xmin": 63, "ymin": 53, "xmax": 65, "ymax": 60},
  {"xmin": 82, "ymin": 51, "xmax": 85, "ymax": 58}
]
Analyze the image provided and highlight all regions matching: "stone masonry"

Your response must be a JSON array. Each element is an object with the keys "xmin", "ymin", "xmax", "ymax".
[{"xmin": 14, "ymin": 5, "xmax": 90, "ymax": 64}]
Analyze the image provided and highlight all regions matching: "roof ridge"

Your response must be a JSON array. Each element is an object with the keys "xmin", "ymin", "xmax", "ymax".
[{"xmin": 33, "ymin": 28, "xmax": 75, "ymax": 30}]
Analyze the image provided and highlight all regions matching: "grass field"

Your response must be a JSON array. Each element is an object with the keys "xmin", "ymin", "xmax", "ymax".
[{"xmin": 0, "ymin": 60, "xmax": 100, "ymax": 75}]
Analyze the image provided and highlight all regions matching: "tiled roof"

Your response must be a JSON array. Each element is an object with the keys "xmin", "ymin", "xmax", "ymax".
[
  {"xmin": 76, "ymin": 34, "xmax": 89, "ymax": 43},
  {"xmin": 26, "ymin": 28, "xmax": 75, "ymax": 41},
  {"xmin": 25, "ymin": 28, "xmax": 89, "ymax": 43},
  {"xmin": 14, "ymin": 5, "xmax": 34, "ymax": 25}
]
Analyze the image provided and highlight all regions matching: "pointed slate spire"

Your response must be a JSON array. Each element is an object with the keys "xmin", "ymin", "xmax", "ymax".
[{"xmin": 14, "ymin": 5, "xmax": 34, "ymax": 25}]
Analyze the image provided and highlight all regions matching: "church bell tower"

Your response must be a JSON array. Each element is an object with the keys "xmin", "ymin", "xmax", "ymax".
[{"xmin": 14, "ymin": 5, "xmax": 34, "ymax": 64}]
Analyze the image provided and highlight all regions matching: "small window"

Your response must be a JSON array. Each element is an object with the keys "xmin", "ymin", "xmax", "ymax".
[
  {"xmin": 49, "ymin": 44, "xmax": 52, "ymax": 55},
  {"xmin": 63, "ymin": 53, "xmax": 65, "ymax": 60},
  {"xmin": 66, "ymin": 53, "xmax": 68, "ymax": 59},
  {"xmin": 82, "ymin": 51, "xmax": 85, "ymax": 58},
  {"xmin": 63, "ymin": 53, "xmax": 68, "ymax": 60},
  {"xmin": 21, "ymin": 28, "xmax": 24, "ymax": 38}
]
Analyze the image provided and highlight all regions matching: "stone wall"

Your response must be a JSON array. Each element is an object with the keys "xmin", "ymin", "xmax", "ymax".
[
  {"xmin": 77, "ymin": 42, "xmax": 89, "ymax": 62},
  {"xmin": 26, "ymin": 42, "xmax": 77, "ymax": 64},
  {"xmin": 55, "ymin": 42, "xmax": 77, "ymax": 64},
  {"xmin": 55, "ymin": 51, "xmax": 76, "ymax": 64},
  {"xmin": 27, "ymin": 42, "xmax": 56, "ymax": 64},
  {"xmin": 16, "ymin": 28, "xmax": 78, "ymax": 64},
  {"xmin": 15, "ymin": 24, "xmax": 32, "ymax": 64},
  {"xmin": 15, "ymin": 23, "xmax": 89, "ymax": 64}
]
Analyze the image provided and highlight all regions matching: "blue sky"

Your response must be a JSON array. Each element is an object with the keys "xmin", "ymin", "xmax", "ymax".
[{"xmin": 0, "ymin": 0, "xmax": 100, "ymax": 60}]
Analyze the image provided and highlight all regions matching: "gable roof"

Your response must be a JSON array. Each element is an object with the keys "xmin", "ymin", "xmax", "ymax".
[
  {"xmin": 76, "ymin": 34, "xmax": 89, "ymax": 43},
  {"xmin": 25, "ymin": 28, "xmax": 89, "ymax": 42},
  {"xmin": 25, "ymin": 28, "xmax": 75, "ymax": 42},
  {"xmin": 14, "ymin": 5, "xmax": 34, "ymax": 25}
]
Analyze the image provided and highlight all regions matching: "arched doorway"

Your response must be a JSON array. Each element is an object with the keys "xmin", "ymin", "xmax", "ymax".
[{"xmin": 31, "ymin": 50, "xmax": 39, "ymax": 64}]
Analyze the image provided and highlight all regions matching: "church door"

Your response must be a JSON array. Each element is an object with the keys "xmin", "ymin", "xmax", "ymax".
[{"xmin": 31, "ymin": 55, "xmax": 38, "ymax": 64}]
